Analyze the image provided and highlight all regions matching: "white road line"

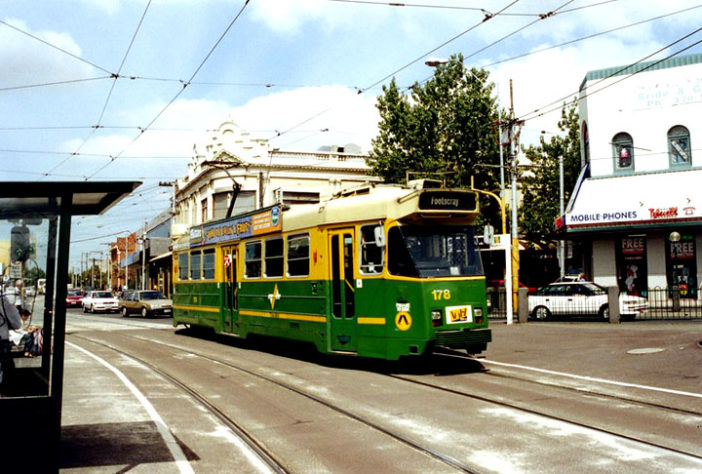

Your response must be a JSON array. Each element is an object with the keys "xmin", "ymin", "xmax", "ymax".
[
  {"xmin": 67, "ymin": 341, "xmax": 195, "ymax": 474},
  {"xmin": 481, "ymin": 358, "xmax": 702, "ymax": 399}
]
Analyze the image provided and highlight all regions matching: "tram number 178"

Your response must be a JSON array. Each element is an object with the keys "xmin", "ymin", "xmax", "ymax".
[{"xmin": 432, "ymin": 289, "xmax": 451, "ymax": 301}]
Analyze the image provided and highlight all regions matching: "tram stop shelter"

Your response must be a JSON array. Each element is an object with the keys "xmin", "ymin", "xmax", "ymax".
[{"xmin": 0, "ymin": 181, "xmax": 140, "ymax": 472}]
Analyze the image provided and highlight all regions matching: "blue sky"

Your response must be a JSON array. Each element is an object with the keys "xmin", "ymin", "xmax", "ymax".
[{"xmin": 2, "ymin": 0, "xmax": 702, "ymax": 268}]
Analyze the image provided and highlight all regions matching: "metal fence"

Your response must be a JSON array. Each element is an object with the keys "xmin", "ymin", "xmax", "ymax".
[{"xmin": 487, "ymin": 286, "xmax": 702, "ymax": 321}]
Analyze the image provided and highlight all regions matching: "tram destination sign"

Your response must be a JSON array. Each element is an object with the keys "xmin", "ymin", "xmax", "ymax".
[{"xmin": 418, "ymin": 191, "xmax": 477, "ymax": 212}]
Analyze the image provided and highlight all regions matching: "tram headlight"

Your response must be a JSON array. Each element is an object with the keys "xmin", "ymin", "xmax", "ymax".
[{"xmin": 431, "ymin": 309, "xmax": 442, "ymax": 327}]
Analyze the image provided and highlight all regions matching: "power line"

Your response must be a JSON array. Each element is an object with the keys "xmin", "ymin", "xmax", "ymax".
[
  {"xmin": 519, "ymin": 26, "xmax": 702, "ymax": 124},
  {"xmin": 0, "ymin": 19, "xmax": 113, "ymax": 74},
  {"xmin": 483, "ymin": 4, "xmax": 702, "ymax": 69},
  {"xmin": 43, "ymin": 0, "xmax": 154, "ymax": 180},
  {"xmin": 85, "ymin": 0, "xmax": 252, "ymax": 180},
  {"xmin": 0, "ymin": 76, "xmax": 112, "ymax": 92}
]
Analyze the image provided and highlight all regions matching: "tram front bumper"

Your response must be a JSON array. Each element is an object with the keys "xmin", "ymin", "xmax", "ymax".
[{"xmin": 435, "ymin": 327, "xmax": 492, "ymax": 353}]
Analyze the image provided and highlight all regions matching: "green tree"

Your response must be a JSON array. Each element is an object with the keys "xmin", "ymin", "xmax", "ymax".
[
  {"xmin": 519, "ymin": 102, "xmax": 581, "ymax": 248},
  {"xmin": 368, "ymin": 54, "xmax": 504, "ymax": 227}
]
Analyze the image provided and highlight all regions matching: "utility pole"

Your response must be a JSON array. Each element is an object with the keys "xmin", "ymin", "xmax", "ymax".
[
  {"xmin": 559, "ymin": 155, "xmax": 565, "ymax": 278},
  {"xmin": 507, "ymin": 79, "xmax": 523, "ymax": 321}
]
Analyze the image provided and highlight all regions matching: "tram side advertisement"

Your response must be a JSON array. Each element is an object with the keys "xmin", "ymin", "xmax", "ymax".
[{"xmin": 193, "ymin": 205, "xmax": 282, "ymax": 247}]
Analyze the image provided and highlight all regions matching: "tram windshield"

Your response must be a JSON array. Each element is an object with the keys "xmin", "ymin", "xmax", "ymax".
[{"xmin": 388, "ymin": 225, "xmax": 483, "ymax": 278}]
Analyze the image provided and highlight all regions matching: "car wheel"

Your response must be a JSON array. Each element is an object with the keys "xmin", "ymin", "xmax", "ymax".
[
  {"xmin": 599, "ymin": 304, "xmax": 609, "ymax": 319},
  {"xmin": 141, "ymin": 307, "xmax": 148, "ymax": 318},
  {"xmin": 121, "ymin": 306, "xmax": 128, "ymax": 318},
  {"xmin": 532, "ymin": 306, "xmax": 551, "ymax": 321},
  {"xmin": 82, "ymin": 305, "xmax": 87, "ymax": 313}
]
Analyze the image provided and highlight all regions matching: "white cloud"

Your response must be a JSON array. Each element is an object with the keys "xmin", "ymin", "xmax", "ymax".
[{"xmin": 0, "ymin": 18, "xmax": 94, "ymax": 87}]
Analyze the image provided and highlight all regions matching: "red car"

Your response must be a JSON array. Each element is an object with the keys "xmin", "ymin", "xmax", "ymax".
[{"xmin": 66, "ymin": 288, "xmax": 85, "ymax": 307}]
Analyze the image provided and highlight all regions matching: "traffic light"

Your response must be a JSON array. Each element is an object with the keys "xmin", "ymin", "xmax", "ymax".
[{"xmin": 10, "ymin": 225, "xmax": 30, "ymax": 262}]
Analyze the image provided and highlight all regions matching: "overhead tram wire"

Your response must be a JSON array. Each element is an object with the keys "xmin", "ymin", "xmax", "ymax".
[
  {"xmin": 518, "ymin": 26, "xmax": 702, "ymax": 125},
  {"xmin": 0, "ymin": 77, "xmax": 112, "ymax": 93},
  {"xmin": 275, "ymin": 0, "xmax": 583, "ymax": 144},
  {"xmin": 85, "ymin": 0, "xmax": 252, "ymax": 180},
  {"xmin": 358, "ymin": 0, "xmax": 522, "ymax": 94},
  {"xmin": 269, "ymin": 0, "xmax": 523, "ymax": 146},
  {"xmin": 0, "ymin": 19, "xmax": 113, "ymax": 75},
  {"xmin": 483, "ymin": 4, "xmax": 702, "ymax": 68},
  {"xmin": 41, "ymin": 0, "xmax": 154, "ymax": 180}
]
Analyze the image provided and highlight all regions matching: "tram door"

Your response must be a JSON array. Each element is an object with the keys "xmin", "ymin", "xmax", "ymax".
[
  {"xmin": 329, "ymin": 229, "xmax": 357, "ymax": 352},
  {"xmin": 223, "ymin": 245, "xmax": 238, "ymax": 334}
]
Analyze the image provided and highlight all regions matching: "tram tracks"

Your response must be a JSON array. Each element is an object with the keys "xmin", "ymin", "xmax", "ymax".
[
  {"xmin": 71, "ymin": 332, "xmax": 485, "ymax": 474},
  {"xmin": 389, "ymin": 352, "xmax": 702, "ymax": 462},
  {"xmin": 69, "ymin": 329, "xmax": 702, "ymax": 472}
]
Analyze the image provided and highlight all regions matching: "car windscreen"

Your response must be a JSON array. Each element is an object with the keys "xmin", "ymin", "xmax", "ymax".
[
  {"xmin": 388, "ymin": 224, "xmax": 483, "ymax": 278},
  {"xmin": 94, "ymin": 292, "xmax": 113, "ymax": 298}
]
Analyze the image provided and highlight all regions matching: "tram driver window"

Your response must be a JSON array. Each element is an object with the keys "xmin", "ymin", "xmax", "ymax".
[
  {"xmin": 360, "ymin": 224, "xmax": 384, "ymax": 274},
  {"xmin": 245, "ymin": 241, "xmax": 262, "ymax": 278},
  {"xmin": 178, "ymin": 253, "xmax": 189, "ymax": 281}
]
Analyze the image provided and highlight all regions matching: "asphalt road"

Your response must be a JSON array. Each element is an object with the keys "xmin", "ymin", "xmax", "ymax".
[{"xmin": 59, "ymin": 310, "xmax": 702, "ymax": 473}]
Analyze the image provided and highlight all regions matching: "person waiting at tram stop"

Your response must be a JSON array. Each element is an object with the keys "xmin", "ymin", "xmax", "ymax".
[{"xmin": 0, "ymin": 293, "xmax": 23, "ymax": 396}]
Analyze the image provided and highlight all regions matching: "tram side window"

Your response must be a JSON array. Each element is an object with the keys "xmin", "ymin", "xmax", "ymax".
[
  {"xmin": 360, "ymin": 224, "xmax": 384, "ymax": 274},
  {"xmin": 203, "ymin": 248, "xmax": 215, "ymax": 280},
  {"xmin": 190, "ymin": 250, "xmax": 202, "ymax": 280},
  {"xmin": 178, "ymin": 253, "xmax": 189, "ymax": 281},
  {"xmin": 245, "ymin": 241, "xmax": 262, "ymax": 278},
  {"xmin": 287, "ymin": 233, "xmax": 310, "ymax": 277},
  {"xmin": 265, "ymin": 237, "xmax": 284, "ymax": 278}
]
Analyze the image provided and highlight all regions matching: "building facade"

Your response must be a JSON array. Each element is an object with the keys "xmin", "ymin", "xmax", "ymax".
[
  {"xmin": 559, "ymin": 53, "xmax": 702, "ymax": 298},
  {"xmin": 173, "ymin": 120, "xmax": 381, "ymax": 234}
]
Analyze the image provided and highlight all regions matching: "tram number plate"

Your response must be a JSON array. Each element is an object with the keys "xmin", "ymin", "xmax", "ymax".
[{"xmin": 446, "ymin": 305, "xmax": 472, "ymax": 324}]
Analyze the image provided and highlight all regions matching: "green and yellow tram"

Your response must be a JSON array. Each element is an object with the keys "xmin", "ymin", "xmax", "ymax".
[{"xmin": 172, "ymin": 181, "xmax": 491, "ymax": 360}]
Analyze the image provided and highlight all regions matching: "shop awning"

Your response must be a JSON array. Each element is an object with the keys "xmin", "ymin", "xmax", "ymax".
[{"xmin": 557, "ymin": 169, "xmax": 702, "ymax": 234}]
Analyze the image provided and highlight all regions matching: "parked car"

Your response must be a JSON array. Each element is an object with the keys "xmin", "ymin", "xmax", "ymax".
[
  {"xmin": 82, "ymin": 290, "xmax": 119, "ymax": 313},
  {"xmin": 120, "ymin": 290, "xmax": 172, "ymax": 318},
  {"xmin": 528, "ymin": 282, "xmax": 648, "ymax": 321},
  {"xmin": 66, "ymin": 288, "xmax": 85, "ymax": 308}
]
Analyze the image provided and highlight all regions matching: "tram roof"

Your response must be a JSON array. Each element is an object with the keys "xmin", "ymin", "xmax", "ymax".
[{"xmin": 281, "ymin": 183, "xmax": 478, "ymax": 232}]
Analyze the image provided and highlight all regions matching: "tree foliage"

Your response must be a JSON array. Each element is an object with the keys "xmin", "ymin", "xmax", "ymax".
[
  {"xmin": 519, "ymin": 103, "xmax": 581, "ymax": 247},
  {"xmin": 368, "ymin": 54, "xmax": 504, "ymax": 227}
]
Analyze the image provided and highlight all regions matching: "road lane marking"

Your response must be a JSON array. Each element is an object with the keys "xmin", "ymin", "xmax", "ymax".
[
  {"xmin": 68, "ymin": 341, "xmax": 195, "ymax": 474},
  {"xmin": 481, "ymin": 358, "xmax": 702, "ymax": 399}
]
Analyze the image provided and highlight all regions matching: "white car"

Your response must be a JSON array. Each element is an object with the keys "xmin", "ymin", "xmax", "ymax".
[
  {"xmin": 528, "ymin": 282, "xmax": 648, "ymax": 321},
  {"xmin": 82, "ymin": 290, "xmax": 119, "ymax": 313}
]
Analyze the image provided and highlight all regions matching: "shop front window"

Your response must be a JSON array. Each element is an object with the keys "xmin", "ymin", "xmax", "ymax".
[
  {"xmin": 612, "ymin": 132, "xmax": 634, "ymax": 173},
  {"xmin": 668, "ymin": 125, "xmax": 691, "ymax": 167},
  {"xmin": 616, "ymin": 236, "xmax": 648, "ymax": 297},
  {"xmin": 666, "ymin": 233, "xmax": 697, "ymax": 299}
]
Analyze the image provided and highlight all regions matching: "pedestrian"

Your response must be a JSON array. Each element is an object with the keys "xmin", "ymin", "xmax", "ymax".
[{"xmin": 0, "ymin": 293, "xmax": 23, "ymax": 395}]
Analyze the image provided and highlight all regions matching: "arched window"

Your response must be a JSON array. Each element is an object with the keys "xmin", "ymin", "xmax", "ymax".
[
  {"xmin": 612, "ymin": 132, "xmax": 634, "ymax": 173},
  {"xmin": 668, "ymin": 125, "xmax": 691, "ymax": 167}
]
